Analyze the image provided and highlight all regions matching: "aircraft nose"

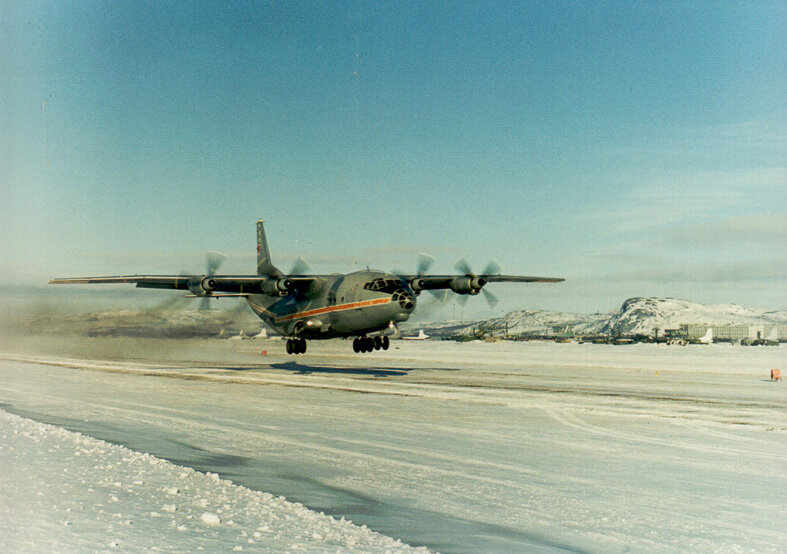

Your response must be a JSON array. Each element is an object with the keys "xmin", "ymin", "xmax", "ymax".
[{"xmin": 392, "ymin": 288, "xmax": 415, "ymax": 311}]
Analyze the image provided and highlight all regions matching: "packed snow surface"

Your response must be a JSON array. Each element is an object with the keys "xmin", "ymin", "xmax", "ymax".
[
  {"xmin": 0, "ymin": 410, "xmax": 426, "ymax": 553},
  {"xmin": 1, "ymin": 337, "xmax": 785, "ymax": 553}
]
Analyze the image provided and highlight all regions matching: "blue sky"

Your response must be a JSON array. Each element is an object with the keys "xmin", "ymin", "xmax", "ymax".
[{"xmin": 1, "ymin": 1, "xmax": 784, "ymax": 315}]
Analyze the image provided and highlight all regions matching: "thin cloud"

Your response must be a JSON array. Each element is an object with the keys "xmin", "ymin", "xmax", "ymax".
[
  {"xmin": 581, "ymin": 166, "xmax": 785, "ymax": 237},
  {"xmin": 664, "ymin": 214, "xmax": 787, "ymax": 248},
  {"xmin": 600, "ymin": 258, "xmax": 787, "ymax": 284}
]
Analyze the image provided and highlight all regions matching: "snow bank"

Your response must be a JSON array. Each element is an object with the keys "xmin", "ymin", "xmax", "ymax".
[{"xmin": 0, "ymin": 410, "xmax": 428, "ymax": 553}]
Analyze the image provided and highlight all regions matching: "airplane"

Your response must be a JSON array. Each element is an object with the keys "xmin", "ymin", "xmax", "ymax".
[
  {"xmin": 402, "ymin": 329, "xmax": 430, "ymax": 341},
  {"xmin": 50, "ymin": 220, "xmax": 564, "ymax": 355}
]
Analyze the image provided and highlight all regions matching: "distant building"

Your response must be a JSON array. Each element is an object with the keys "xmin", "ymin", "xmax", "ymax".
[
  {"xmin": 712, "ymin": 325, "xmax": 751, "ymax": 342},
  {"xmin": 664, "ymin": 328, "xmax": 685, "ymax": 339},
  {"xmin": 679, "ymin": 324, "xmax": 709, "ymax": 340},
  {"xmin": 677, "ymin": 324, "xmax": 784, "ymax": 342}
]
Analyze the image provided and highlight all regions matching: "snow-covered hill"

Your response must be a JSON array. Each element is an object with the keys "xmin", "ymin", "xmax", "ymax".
[
  {"xmin": 602, "ymin": 297, "xmax": 787, "ymax": 335},
  {"xmin": 425, "ymin": 297, "xmax": 787, "ymax": 338},
  {"xmin": 428, "ymin": 309, "xmax": 611, "ymax": 337}
]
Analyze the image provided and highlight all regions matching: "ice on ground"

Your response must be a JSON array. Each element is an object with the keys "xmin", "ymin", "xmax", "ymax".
[
  {"xmin": 0, "ymin": 410, "xmax": 427, "ymax": 553},
  {"xmin": 0, "ymin": 339, "xmax": 785, "ymax": 553}
]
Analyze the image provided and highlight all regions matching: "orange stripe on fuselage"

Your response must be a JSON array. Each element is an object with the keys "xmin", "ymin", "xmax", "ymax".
[{"xmin": 276, "ymin": 297, "xmax": 391, "ymax": 322}]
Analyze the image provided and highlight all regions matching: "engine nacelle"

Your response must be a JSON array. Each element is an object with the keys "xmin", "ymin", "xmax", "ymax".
[
  {"xmin": 187, "ymin": 276, "xmax": 215, "ymax": 296},
  {"xmin": 260, "ymin": 277, "xmax": 292, "ymax": 296},
  {"xmin": 409, "ymin": 278, "xmax": 425, "ymax": 292},
  {"xmin": 449, "ymin": 276, "xmax": 485, "ymax": 295}
]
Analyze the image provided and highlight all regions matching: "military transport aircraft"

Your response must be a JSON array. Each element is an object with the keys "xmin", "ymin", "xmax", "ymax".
[{"xmin": 50, "ymin": 220, "xmax": 564, "ymax": 354}]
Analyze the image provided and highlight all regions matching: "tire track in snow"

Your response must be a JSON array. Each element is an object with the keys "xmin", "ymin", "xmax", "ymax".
[
  {"xmin": 4, "ymin": 379, "xmax": 547, "ymax": 495},
  {"xmin": 543, "ymin": 406, "xmax": 787, "ymax": 463}
]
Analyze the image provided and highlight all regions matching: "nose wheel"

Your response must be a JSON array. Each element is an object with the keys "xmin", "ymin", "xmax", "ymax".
[
  {"xmin": 286, "ymin": 338, "xmax": 307, "ymax": 355},
  {"xmin": 352, "ymin": 336, "xmax": 389, "ymax": 353}
]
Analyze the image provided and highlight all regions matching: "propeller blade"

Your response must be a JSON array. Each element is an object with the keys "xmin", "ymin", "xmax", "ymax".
[
  {"xmin": 288, "ymin": 257, "xmax": 312, "ymax": 275},
  {"xmin": 482, "ymin": 287, "xmax": 499, "ymax": 309},
  {"xmin": 427, "ymin": 289, "xmax": 449, "ymax": 303},
  {"xmin": 199, "ymin": 296, "xmax": 211, "ymax": 311},
  {"xmin": 455, "ymin": 293, "xmax": 470, "ymax": 306},
  {"xmin": 453, "ymin": 257, "xmax": 473, "ymax": 276},
  {"xmin": 206, "ymin": 251, "xmax": 226, "ymax": 275},
  {"xmin": 410, "ymin": 295, "xmax": 445, "ymax": 321},
  {"xmin": 416, "ymin": 253, "xmax": 435, "ymax": 276},
  {"xmin": 229, "ymin": 297, "xmax": 249, "ymax": 314},
  {"xmin": 482, "ymin": 259, "xmax": 502, "ymax": 276}
]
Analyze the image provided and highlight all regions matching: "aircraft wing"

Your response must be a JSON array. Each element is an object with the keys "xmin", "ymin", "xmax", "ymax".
[
  {"xmin": 49, "ymin": 275, "xmax": 193, "ymax": 289},
  {"xmin": 482, "ymin": 275, "xmax": 564, "ymax": 283},
  {"xmin": 49, "ymin": 275, "xmax": 319, "ymax": 294},
  {"xmin": 402, "ymin": 274, "xmax": 564, "ymax": 289}
]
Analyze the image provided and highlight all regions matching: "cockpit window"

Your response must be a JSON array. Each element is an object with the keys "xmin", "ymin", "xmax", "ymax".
[{"xmin": 363, "ymin": 278, "xmax": 406, "ymax": 294}]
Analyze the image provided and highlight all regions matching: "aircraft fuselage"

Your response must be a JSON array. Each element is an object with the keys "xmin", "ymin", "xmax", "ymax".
[{"xmin": 246, "ymin": 270, "xmax": 415, "ymax": 339}]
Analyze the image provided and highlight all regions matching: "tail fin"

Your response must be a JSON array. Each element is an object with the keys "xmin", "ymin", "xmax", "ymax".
[{"xmin": 256, "ymin": 220, "xmax": 281, "ymax": 276}]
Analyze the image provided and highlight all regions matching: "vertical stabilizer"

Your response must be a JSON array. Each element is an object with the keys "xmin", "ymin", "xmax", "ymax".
[
  {"xmin": 699, "ymin": 328, "xmax": 713, "ymax": 344},
  {"xmin": 256, "ymin": 220, "xmax": 281, "ymax": 276}
]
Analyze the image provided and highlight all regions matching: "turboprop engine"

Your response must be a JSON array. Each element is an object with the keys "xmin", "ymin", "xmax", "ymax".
[
  {"xmin": 187, "ymin": 276, "xmax": 216, "ymax": 296},
  {"xmin": 409, "ymin": 278, "xmax": 425, "ymax": 292},
  {"xmin": 449, "ymin": 275, "xmax": 485, "ymax": 295},
  {"xmin": 260, "ymin": 277, "xmax": 292, "ymax": 296}
]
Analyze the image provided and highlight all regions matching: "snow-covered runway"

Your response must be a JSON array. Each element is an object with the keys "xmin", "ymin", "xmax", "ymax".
[{"xmin": 1, "ymin": 338, "xmax": 785, "ymax": 553}]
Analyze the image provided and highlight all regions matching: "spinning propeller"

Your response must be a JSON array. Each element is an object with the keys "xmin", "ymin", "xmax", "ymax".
[
  {"xmin": 452, "ymin": 257, "xmax": 501, "ymax": 308},
  {"xmin": 199, "ymin": 251, "xmax": 226, "ymax": 310},
  {"xmin": 287, "ymin": 257, "xmax": 312, "ymax": 276}
]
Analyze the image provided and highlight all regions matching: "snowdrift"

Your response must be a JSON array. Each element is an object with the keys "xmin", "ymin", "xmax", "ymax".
[{"xmin": 0, "ymin": 410, "xmax": 426, "ymax": 553}]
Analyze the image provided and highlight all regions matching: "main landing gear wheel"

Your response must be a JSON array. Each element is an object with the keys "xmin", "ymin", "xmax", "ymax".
[
  {"xmin": 353, "ymin": 336, "xmax": 388, "ymax": 354},
  {"xmin": 286, "ymin": 338, "xmax": 307, "ymax": 355},
  {"xmin": 353, "ymin": 338, "xmax": 369, "ymax": 353}
]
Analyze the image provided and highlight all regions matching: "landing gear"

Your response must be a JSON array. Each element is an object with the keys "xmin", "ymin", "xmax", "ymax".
[
  {"xmin": 352, "ymin": 337, "xmax": 372, "ymax": 353},
  {"xmin": 286, "ymin": 338, "xmax": 307, "ymax": 355},
  {"xmin": 352, "ymin": 336, "xmax": 389, "ymax": 354}
]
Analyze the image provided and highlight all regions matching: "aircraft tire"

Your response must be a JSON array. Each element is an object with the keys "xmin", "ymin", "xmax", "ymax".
[
  {"xmin": 373, "ymin": 336, "xmax": 382, "ymax": 350},
  {"xmin": 300, "ymin": 339, "xmax": 307, "ymax": 354},
  {"xmin": 382, "ymin": 336, "xmax": 390, "ymax": 350},
  {"xmin": 285, "ymin": 339, "xmax": 293, "ymax": 355},
  {"xmin": 353, "ymin": 338, "xmax": 360, "ymax": 353},
  {"xmin": 365, "ymin": 337, "xmax": 374, "ymax": 352}
]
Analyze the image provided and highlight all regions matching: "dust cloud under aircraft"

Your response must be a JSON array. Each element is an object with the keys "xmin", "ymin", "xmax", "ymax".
[{"xmin": 51, "ymin": 220, "xmax": 564, "ymax": 354}]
